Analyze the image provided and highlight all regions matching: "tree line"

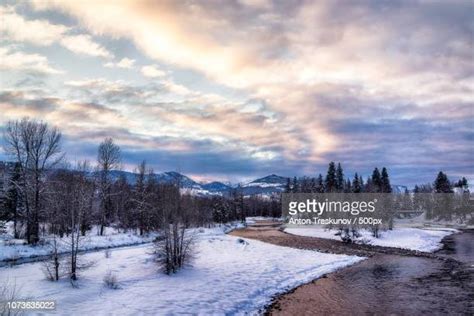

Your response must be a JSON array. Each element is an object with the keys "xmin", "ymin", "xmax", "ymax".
[{"xmin": 285, "ymin": 162, "xmax": 393, "ymax": 194}]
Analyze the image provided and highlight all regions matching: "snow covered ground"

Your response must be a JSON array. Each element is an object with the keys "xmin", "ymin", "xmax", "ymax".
[
  {"xmin": 0, "ymin": 224, "xmax": 157, "ymax": 262},
  {"xmin": 284, "ymin": 226, "xmax": 458, "ymax": 252},
  {"xmin": 245, "ymin": 216, "xmax": 282, "ymax": 225},
  {"xmin": 0, "ymin": 226, "xmax": 364, "ymax": 315}
]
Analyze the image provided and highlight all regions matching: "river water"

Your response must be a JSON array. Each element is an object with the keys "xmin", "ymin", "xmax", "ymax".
[{"xmin": 268, "ymin": 230, "xmax": 474, "ymax": 315}]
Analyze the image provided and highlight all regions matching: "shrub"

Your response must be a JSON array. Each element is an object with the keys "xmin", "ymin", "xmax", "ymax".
[{"xmin": 103, "ymin": 270, "xmax": 120, "ymax": 289}]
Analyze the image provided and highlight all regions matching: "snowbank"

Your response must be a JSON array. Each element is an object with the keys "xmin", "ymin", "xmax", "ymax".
[
  {"xmin": 285, "ymin": 226, "xmax": 458, "ymax": 252},
  {"xmin": 245, "ymin": 216, "xmax": 283, "ymax": 224},
  {"xmin": 0, "ymin": 227, "xmax": 364, "ymax": 315},
  {"xmin": 0, "ymin": 225, "xmax": 157, "ymax": 262}
]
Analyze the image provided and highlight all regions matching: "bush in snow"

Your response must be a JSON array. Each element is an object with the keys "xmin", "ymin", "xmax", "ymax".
[
  {"xmin": 104, "ymin": 249, "xmax": 112, "ymax": 259},
  {"xmin": 155, "ymin": 223, "xmax": 196, "ymax": 275},
  {"xmin": 103, "ymin": 270, "xmax": 120, "ymax": 289}
]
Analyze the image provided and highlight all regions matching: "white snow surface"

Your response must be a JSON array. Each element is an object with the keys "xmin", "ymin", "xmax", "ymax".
[
  {"xmin": 0, "ymin": 226, "xmax": 363, "ymax": 315},
  {"xmin": 285, "ymin": 226, "xmax": 457, "ymax": 252},
  {"xmin": 244, "ymin": 182, "xmax": 282, "ymax": 188},
  {"xmin": 0, "ymin": 225, "xmax": 157, "ymax": 262}
]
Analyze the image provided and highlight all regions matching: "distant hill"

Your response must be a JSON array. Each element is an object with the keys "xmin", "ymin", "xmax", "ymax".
[
  {"xmin": 391, "ymin": 185, "xmax": 409, "ymax": 194},
  {"xmin": 239, "ymin": 174, "xmax": 287, "ymax": 196}
]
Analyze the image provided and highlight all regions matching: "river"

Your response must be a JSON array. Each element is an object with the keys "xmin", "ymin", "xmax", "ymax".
[{"xmin": 265, "ymin": 230, "xmax": 474, "ymax": 315}]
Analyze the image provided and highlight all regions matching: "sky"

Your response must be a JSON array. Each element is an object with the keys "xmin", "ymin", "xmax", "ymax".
[{"xmin": 0, "ymin": 0, "xmax": 473, "ymax": 186}]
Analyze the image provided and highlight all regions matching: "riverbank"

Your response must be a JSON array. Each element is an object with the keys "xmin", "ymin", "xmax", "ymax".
[{"xmin": 230, "ymin": 222, "xmax": 474, "ymax": 315}]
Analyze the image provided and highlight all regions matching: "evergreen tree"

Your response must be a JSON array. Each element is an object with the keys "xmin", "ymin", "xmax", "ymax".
[
  {"xmin": 336, "ymin": 163, "xmax": 344, "ymax": 192},
  {"xmin": 352, "ymin": 173, "xmax": 361, "ymax": 193},
  {"xmin": 359, "ymin": 175, "xmax": 364, "ymax": 192},
  {"xmin": 371, "ymin": 168, "xmax": 382, "ymax": 192},
  {"xmin": 344, "ymin": 178, "xmax": 351, "ymax": 193},
  {"xmin": 300, "ymin": 177, "xmax": 309, "ymax": 193},
  {"xmin": 365, "ymin": 176, "xmax": 372, "ymax": 192},
  {"xmin": 434, "ymin": 171, "xmax": 452, "ymax": 193},
  {"xmin": 380, "ymin": 167, "xmax": 392, "ymax": 193},
  {"xmin": 325, "ymin": 162, "xmax": 337, "ymax": 192},
  {"xmin": 284, "ymin": 178, "xmax": 291, "ymax": 193},
  {"xmin": 317, "ymin": 174, "xmax": 324, "ymax": 193},
  {"xmin": 310, "ymin": 177, "xmax": 316, "ymax": 193},
  {"xmin": 454, "ymin": 177, "xmax": 469, "ymax": 190}
]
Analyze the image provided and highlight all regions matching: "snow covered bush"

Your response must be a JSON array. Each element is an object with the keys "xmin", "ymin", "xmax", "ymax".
[{"xmin": 103, "ymin": 270, "xmax": 120, "ymax": 289}]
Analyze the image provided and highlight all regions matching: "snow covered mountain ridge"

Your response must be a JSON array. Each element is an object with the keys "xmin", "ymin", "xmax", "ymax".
[{"xmin": 1, "ymin": 161, "xmax": 409, "ymax": 197}]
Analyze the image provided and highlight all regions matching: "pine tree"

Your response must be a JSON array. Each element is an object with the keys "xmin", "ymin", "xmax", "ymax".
[
  {"xmin": 371, "ymin": 168, "xmax": 382, "ymax": 192},
  {"xmin": 344, "ymin": 178, "xmax": 351, "ymax": 193},
  {"xmin": 284, "ymin": 178, "xmax": 291, "ymax": 193},
  {"xmin": 310, "ymin": 177, "xmax": 316, "ymax": 193},
  {"xmin": 454, "ymin": 177, "xmax": 468, "ymax": 190},
  {"xmin": 301, "ymin": 177, "xmax": 309, "ymax": 193},
  {"xmin": 434, "ymin": 171, "xmax": 452, "ymax": 193},
  {"xmin": 380, "ymin": 167, "xmax": 392, "ymax": 193},
  {"xmin": 352, "ymin": 173, "xmax": 361, "ymax": 193},
  {"xmin": 317, "ymin": 174, "xmax": 324, "ymax": 193},
  {"xmin": 365, "ymin": 176, "xmax": 372, "ymax": 192},
  {"xmin": 325, "ymin": 162, "xmax": 337, "ymax": 192},
  {"xmin": 336, "ymin": 163, "xmax": 344, "ymax": 192},
  {"xmin": 359, "ymin": 175, "xmax": 364, "ymax": 192}
]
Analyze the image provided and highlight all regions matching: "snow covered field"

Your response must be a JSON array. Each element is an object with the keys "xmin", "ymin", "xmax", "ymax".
[
  {"xmin": 285, "ymin": 226, "xmax": 458, "ymax": 252},
  {"xmin": 0, "ymin": 227, "xmax": 364, "ymax": 315},
  {"xmin": 0, "ymin": 225, "xmax": 157, "ymax": 262}
]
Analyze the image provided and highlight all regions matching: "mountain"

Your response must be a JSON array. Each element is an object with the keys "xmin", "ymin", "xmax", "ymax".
[
  {"xmin": 239, "ymin": 174, "xmax": 288, "ymax": 196},
  {"xmin": 202, "ymin": 181, "xmax": 231, "ymax": 193},
  {"xmin": 97, "ymin": 170, "xmax": 223, "ymax": 196},
  {"xmin": 100, "ymin": 171, "xmax": 288, "ymax": 196},
  {"xmin": 155, "ymin": 171, "xmax": 201, "ymax": 189},
  {"xmin": 391, "ymin": 185, "xmax": 409, "ymax": 194},
  {"xmin": 244, "ymin": 174, "xmax": 288, "ymax": 188}
]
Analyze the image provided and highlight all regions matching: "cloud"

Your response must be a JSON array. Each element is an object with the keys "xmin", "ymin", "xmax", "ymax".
[
  {"xmin": 104, "ymin": 58, "xmax": 135, "ymax": 69},
  {"xmin": 0, "ymin": 6, "xmax": 67, "ymax": 45},
  {"xmin": 29, "ymin": 1, "xmax": 472, "ymax": 154},
  {"xmin": 60, "ymin": 34, "xmax": 112, "ymax": 58},
  {"xmin": 0, "ymin": 46, "xmax": 63, "ymax": 74},
  {"xmin": 2, "ymin": 0, "xmax": 470, "ymax": 184},
  {"xmin": 0, "ymin": 5, "xmax": 112, "ymax": 58},
  {"xmin": 141, "ymin": 64, "xmax": 166, "ymax": 78}
]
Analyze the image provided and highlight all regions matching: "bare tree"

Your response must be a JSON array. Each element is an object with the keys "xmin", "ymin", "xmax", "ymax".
[
  {"xmin": 96, "ymin": 138, "xmax": 121, "ymax": 236},
  {"xmin": 69, "ymin": 161, "xmax": 95, "ymax": 281},
  {"xmin": 154, "ymin": 182, "xmax": 196, "ymax": 274},
  {"xmin": 43, "ymin": 161, "xmax": 95, "ymax": 282},
  {"xmin": 3, "ymin": 118, "xmax": 63, "ymax": 244},
  {"xmin": 131, "ymin": 161, "xmax": 151, "ymax": 235},
  {"xmin": 42, "ymin": 235, "xmax": 61, "ymax": 281}
]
